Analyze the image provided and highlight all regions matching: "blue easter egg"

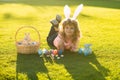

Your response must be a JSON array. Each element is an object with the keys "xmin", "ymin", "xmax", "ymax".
[
  {"xmin": 58, "ymin": 50, "xmax": 63, "ymax": 55},
  {"xmin": 83, "ymin": 50, "xmax": 89, "ymax": 56},
  {"xmin": 38, "ymin": 50, "xmax": 42, "ymax": 55},
  {"xmin": 84, "ymin": 49, "xmax": 92, "ymax": 56},
  {"xmin": 78, "ymin": 48, "xmax": 83, "ymax": 54}
]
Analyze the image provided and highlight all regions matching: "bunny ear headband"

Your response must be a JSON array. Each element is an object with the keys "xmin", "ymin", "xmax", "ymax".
[{"xmin": 64, "ymin": 4, "xmax": 83, "ymax": 20}]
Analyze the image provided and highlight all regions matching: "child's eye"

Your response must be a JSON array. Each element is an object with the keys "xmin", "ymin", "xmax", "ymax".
[
  {"xmin": 71, "ymin": 27, "xmax": 74, "ymax": 30},
  {"xmin": 66, "ymin": 26, "xmax": 69, "ymax": 29}
]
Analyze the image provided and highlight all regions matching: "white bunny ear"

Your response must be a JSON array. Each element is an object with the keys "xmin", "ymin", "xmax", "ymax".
[
  {"xmin": 64, "ymin": 5, "xmax": 71, "ymax": 19},
  {"xmin": 73, "ymin": 4, "xmax": 83, "ymax": 19}
]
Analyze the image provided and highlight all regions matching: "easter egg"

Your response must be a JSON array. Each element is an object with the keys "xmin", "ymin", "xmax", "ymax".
[
  {"xmin": 57, "ymin": 57, "xmax": 60, "ymax": 59},
  {"xmin": 78, "ymin": 48, "xmax": 83, "ymax": 54},
  {"xmin": 58, "ymin": 50, "xmax": 63, "ymax": 55},
  {"xmin": 38, "ymin": 49, "xmax": 42, "ymax": 55},
  {"xmin": 42, "ymin": 48, "xmax": 47, "ymax": 54},
  {"xmin": 61, "ymin": 54, "xmax": 64, "ymax": 57},
  {"xmin": 53, "ymin": 50, "xmax": 58, "ymax": 55}
]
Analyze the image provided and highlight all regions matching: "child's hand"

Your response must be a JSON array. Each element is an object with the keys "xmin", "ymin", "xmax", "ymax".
[
  {"xmin": 70, "ymin": 46, "xmax": 77, "ymax": 52},
  {"xmin": 71, "ymin": 48, "xmax": 77, "ymax": 52},
  {"xmin": 64, "ymin": 42, "xmax": 71, "ymax": 49}
]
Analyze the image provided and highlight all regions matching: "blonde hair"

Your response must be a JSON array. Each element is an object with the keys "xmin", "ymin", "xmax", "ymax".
[{"xmin": 60, "ymin": 18, "xmax": 80, "ymax": 44}]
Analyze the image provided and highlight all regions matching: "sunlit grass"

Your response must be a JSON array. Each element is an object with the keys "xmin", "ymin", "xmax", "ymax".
[{"xmin": 0, "ymin": 0, "xmax": 120, "ymax": 80}]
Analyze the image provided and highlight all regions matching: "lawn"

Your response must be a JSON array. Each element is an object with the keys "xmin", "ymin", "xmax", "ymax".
[{"xmin": 0, "ymin": 0, "xmax": 120, "ymax": 80}]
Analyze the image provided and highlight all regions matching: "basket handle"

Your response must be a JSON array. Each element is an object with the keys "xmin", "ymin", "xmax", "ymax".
[{"xmin": 15, "ymin": 26, "xmax": 40, "ymax": 43}]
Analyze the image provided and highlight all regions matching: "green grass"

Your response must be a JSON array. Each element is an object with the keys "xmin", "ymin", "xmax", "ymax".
[{"xmin": 0, "ymin": 0, "xmax": 120, "ymax": 80}]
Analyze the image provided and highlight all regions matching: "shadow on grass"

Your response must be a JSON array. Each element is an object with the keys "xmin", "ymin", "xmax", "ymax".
[
  {"xmin": 0, "ymin": 0, "xmax": 120, "ymax": 9},
  {"xmin": 54, "ymin": 51, "xmax": 110, "ymax": 80},
  {"xmin": 16, "ymin": 51, "xmax": 109, "ymax": 80},
  {"xmin": 16, "ymin": 53, "xmax": 51, "ymax": 80}
]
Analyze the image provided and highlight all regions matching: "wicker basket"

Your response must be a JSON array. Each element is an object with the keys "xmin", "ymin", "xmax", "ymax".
[{"xmin": 15, "ymin": 26, "xmax": 40, "ymax": 54}]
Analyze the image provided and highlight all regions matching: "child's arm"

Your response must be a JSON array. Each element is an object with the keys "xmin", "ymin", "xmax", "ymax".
[
  {"xmin": 71, "ymin": 45, "xmax": 77, "ymax": 52},
  {"xmin": 71, "ymin": 38, "xmax": 80, "ymax": 52}
]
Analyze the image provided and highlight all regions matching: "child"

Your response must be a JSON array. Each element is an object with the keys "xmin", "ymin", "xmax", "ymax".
[
  {"xmin": 54, "ymin": 18, "xmax": 80, "ymax": 52},
  {"xmin": 47, "ymin": 4, "xmax": 83, "ymax": 52}
]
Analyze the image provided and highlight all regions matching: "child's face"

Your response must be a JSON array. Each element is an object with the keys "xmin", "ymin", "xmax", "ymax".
[{"xmin": 64, "ymin": 25, "xmax": 75, "ymax": 37}]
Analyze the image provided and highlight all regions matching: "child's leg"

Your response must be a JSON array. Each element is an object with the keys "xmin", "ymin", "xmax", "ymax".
[
  {"xmin": 53, "ymin": 36, "xmax": 64, "ymax": 51},
  {"xmin": 47, "ymin": 20, "xmax": 59, "ymax": 49},
  {"xmin": 47, "ymin": 35, "xmax": 58, "ymax": 49},
  {"xmin": 47, "ymin": 15, "xmax": 62, "ymax": 49},
  {"xmin": 47, "ymin": 26, "xmax": 57, "ymax": 37}
]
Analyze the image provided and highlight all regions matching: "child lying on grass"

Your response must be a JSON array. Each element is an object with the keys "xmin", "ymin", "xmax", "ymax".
[{"xmin": 47, "ymin": 4, "xmax": 83, "ymax": 52}]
